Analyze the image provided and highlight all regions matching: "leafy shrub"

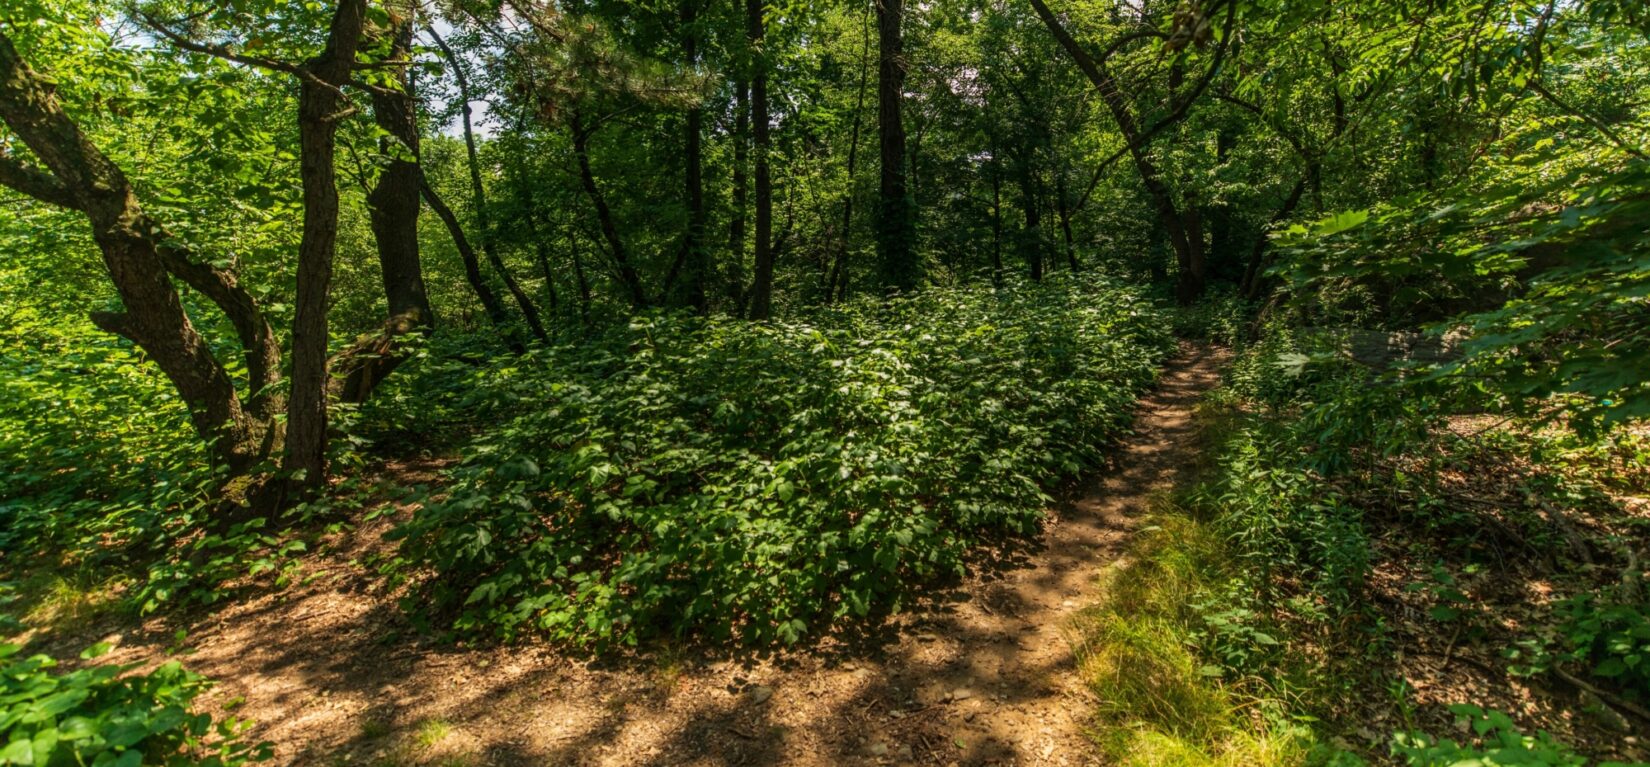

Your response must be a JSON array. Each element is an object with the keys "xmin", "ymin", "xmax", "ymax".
[
  {"xmin": 387, "ymin": 277, "xmax": 1174, "ymax": 647},
  {"xmin": 1191, "ymin": 419, "xmax": 1371, "ymax": 609},
  {"xmin": 1392, "ymin": 705, "xmax": 1610, "ymax": 767},
  {"xmin": 0, "ymin": 643, "xmax": 269, "ymax": 766},
  {"xmin": 1511, "ymin": 595, "xmax": 1650, "ymax": 700},
  {"xmin": 1172, "ymin": 289, "xmax": 1251, "ymax": 348}
]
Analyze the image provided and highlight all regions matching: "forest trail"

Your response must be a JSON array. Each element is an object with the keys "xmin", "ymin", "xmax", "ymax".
[{"xmin": 108, "ymin": 343, "xmax": 1228, "ymax": 767}]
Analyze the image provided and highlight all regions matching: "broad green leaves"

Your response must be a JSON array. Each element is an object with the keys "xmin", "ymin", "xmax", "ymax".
[
  {"xmin": 0, "ymin": 645, "xmax": 270, "ymax": 766},
  {"xmin": 386, "ymin": 278, "xmax": 1174, "ymax": 648}
]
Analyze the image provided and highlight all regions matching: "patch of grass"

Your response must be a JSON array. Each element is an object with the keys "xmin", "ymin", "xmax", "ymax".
[
  {"xmin": 358, "ymin": 718, "xmax": 393, "ymax": 740},
  {"xmin": 1073, "ymin": 514, "xmax": 1329, "ymax": 767},
  {"xmin": 5, "ymin": 568, "xmax": 128, "ymax": 634},
  {"xmin": 413, "ymin": 719, "xmax": 453, "ymax": 748}
]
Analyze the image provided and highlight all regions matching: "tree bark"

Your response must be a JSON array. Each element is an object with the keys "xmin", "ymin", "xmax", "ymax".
[
  {"xmin": 284, "ymin": 0, "xmax": 370, "ymax": 488},
  {"xmin": 728, "ymin": 78, "xmax": 749, "ymax": 314},
  {"xmin": 746, "ymin": 0, "xmax": 776, "ymax": 320},
  {"xmin": 342, "ymin": 18, "xmax": 436, "ymax": 405},
  {"xmin": 875, "ymin": 0, "xmax": 919, "ymax": 294}
]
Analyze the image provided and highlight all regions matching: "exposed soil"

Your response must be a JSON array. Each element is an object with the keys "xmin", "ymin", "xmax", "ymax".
[{"xmin": 85, "ymin": 343, "xmax": 1228, "ymax": 767}]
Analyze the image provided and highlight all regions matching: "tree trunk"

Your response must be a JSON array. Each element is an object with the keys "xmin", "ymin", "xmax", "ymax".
[
  {"xmin": 429, "ymin": 27, "xmax": 546, "ymax": 342},
  {"xmin": 670, "ymin": 0, "xmax": 710, "ymax": 312},
  {"xmin": 0, "ymin": 30, "xmax": 275, "ymax": 474},
  {"xmin": 990, "ymin": 152, "xmax": 1004, "ymax": 287},
  {"xmin": 729, "ymin": 78, "xmax": 749, "ymax": 314},
  {"xmin": 569, "ymin": 227, "xmax": 592, "ymax": 324},
  {"xmin": 285, "ymin": 0, "xmax": 369, "ymax": 489},
  {"xmin": 421, "ymin": 177, "xmax": 525, "ymax": 353},
  {"xmin": 875, "ymin": 0, "xmax": 919, "ymax": 294},
  {"xmin": 1026, "ymin": 0, "xmax": 1201, "ymax": 303},
  {"xmin": 825, "ymin": 4, "xmax": 873, "ymax": 305},
  {"xmin": 570, "ymin": 112, "xmax": 650, "ymax": 310},
  {"xmin": 1242, "ymin": 177, "xmax": 1306, "ymax": 299},
  {"xmin": 1056, "ymin": 170, "xmax": 1079, "ymax": 272},
  {"xmin": 746, "ymin": 0, "xmax": 777, "ymax": 320},
  {"xmin": 1017, "ymin": 162, "xmax": 1044, "ymax": 282},
  {"xmin": 342, "ymin": 18, "xmax": 436, "ymax": 405}
]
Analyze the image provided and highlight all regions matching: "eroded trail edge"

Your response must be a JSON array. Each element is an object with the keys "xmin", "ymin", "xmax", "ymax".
[{"xmin": 120, "ymin": 343, "xmax": 1228, "ymax": 767}]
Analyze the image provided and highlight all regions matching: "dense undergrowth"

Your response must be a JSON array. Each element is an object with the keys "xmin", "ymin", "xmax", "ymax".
[
  {"xmin": 377, "ymin": 276, "xmax": 1173, "ymax": 647},
  {"xmin": 0, "ymin": 642, "xmax": 269, "ymax": 766},
  {"xmin": 1078, "ymin": 317, "xmax": 1650, "ymax": 766}
]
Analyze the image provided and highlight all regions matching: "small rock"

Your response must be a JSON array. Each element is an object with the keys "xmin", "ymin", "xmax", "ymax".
[
  {"xmin": 747, "ymin": 685, "xmax": 774, "ymax": 705},
  {"xmin": 950, "ymin": 688, "xmax": 975, "ymax": 702},
  {"xmin": 897, "ymin": 743, "xmax": 914, "ymax": 760},
  {"xmin": 868, "ymin": 742, "xmax": 890, "ymax": 757}
]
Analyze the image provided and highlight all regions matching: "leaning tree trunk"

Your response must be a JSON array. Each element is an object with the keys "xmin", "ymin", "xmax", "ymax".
[
  {"xmin": 0, "ymin": 30, "xmax": 277, "ymax": 474},
  {"xmin": 421, "ymin": 177, "xmax": 525, "ymax": 353},
  {"xmin": 570, "ymin": 113, "xmax": 650, "ymax": 310},
  {"xmin": 1026, "ymin": 0, "xmax": 1204, "ymax": 303},
  {"xmin": 428, "ymin": 27, "xmax": 546, "ymax": 343}
]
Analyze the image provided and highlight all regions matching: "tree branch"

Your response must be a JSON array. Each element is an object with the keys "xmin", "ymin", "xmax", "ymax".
[{"xmin": 0, "ymin": 151, "xmax": 82, "ymax": 209}]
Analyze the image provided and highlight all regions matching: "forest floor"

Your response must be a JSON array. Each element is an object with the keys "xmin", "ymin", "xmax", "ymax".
[{"xmin": 68, "ymin": 343, "xmax": 1227, "ymax": 767}]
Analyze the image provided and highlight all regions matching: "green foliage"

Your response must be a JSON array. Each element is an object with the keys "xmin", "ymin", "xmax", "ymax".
[
  {"xmin": 387, "ymin": 278, "xmax": 1173, "ymax": 647},
  {"xmin": 1172, "ymin": 290, "xmax": 1252, "ymax": 348},
  {"xmin": 0, "ymin": 643, "xmax": 269, "ymax": 766},
  {"xmin": 1391, "ymin": 705, "xmax": 1631, "ymax": 767},
  {"xmin": 1511, "ymin": 595, "xmax": 1650, "ymax": 700}
]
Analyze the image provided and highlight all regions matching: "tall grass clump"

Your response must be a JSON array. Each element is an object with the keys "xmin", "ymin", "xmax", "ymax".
[{"xmin": 385, "ymin": 276, "xmax": 1175, "ymax": 647}]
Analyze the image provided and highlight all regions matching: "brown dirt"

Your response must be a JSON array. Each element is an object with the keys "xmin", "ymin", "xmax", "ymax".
[{"xmin": 94, "ymin": 343, "xmax": 1228, "ymax": 767}]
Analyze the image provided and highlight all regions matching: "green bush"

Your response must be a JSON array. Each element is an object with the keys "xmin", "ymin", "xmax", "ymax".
[
  {"xmin": 1510, "ymin": 595, "xmax": 1650, "ymax": 701},
  {"xmin": 1392, "ymin": 705, "xmax": 1617, "ymax": 767},
  {"xmin": 0, "ymin": 643, "xmax": 269, "ymax": 766},
  {"xmin": 387, "ymin": 277, "xmax": 1174, "ymax": 647}
]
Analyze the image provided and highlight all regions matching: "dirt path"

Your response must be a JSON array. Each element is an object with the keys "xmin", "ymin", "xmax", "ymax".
[{"xmin": 106, "ymin": 343, "xmax": 1227, "ymax": 767}]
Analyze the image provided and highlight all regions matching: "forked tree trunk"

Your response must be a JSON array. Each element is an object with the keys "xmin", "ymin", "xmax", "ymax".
[{"xmin": 0, "ymin": 30, "xmax": 278, "ymax": 474}]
